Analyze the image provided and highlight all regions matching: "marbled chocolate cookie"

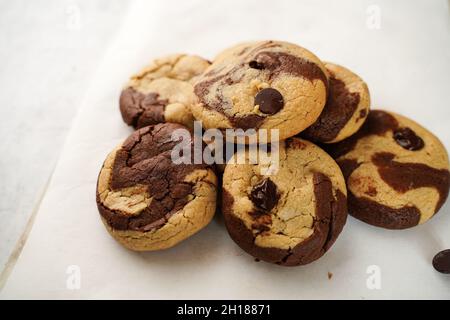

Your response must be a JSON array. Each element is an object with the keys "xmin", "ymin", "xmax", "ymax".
[
  {"xmin": 96, "ymin": 123, "xmax": 217, "ymax": 251},
  {"xmin": 302, "ymin": 62, "xmax": 370, "ymax": 143},
  {"xmin": 327, "ymin": 110, "xmax": 450, "ymax": 229},
  {"xmin": 120, "ymin": 54, "xmax": 210, "ymax": 129},
  {"xmin": 222, "ymin": 137, "xmax": 347, "ymax": 266},
  {"xmin": 193, "ymin": 41, "xmax": 329, "ymax": 142}
]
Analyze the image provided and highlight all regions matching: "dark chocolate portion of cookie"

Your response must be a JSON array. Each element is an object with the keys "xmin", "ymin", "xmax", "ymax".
[
  {"xmin": 252, "ymin": 51, "xmax": 328, "ymax": 87},
  {"xmin": 336, "ymin": 158, "xmax": 360, "ymax": 180},
  {"xmin": 119, "ymin": 87, "xmax": 167, "ymax": 129},
  {"xmin": 194, "ymin": 47, "xmax": 328, "ymax": 129},
  {"xmin": 302, "ymin": 75, "xmax": 360, "ymax": 142},
  {"xmin": 432, "ymin": 249, "xmax": 450, "ymax": 274},
  {"xmin": 249, "ymin": 178, "xmax": 279, "ymax": 212},
  {"xmin": 347, "ymin": 192, "xmax": 421, "ymax": 229},
  {"xmin": 372, "ymin": 152, "xmax": 450, "ymax": 212},
  {"xmin": 96, "ymin": 123, "xmax": 211, "ymax": 232},
  {"xmin": 324, "ymin": 110, "xmax": 399, "ymax": 159},
  {"xmin": 251, "ymin": 214, "xmax": 272, "ymax": 233},
  {"xmin": 307, "ymin": 172, "xmax": 348, "ymax": 254},
  {"xmin": 327, "ymin": 187, "xmax": 348, "ymax": 251},
  {"xmin": 365, "ymin": 110, "xmax": 400, "ymax": 135},
  {"xmin": 254, "ymin": 88, "xmax": 284, "ymax": 115},
  {"xmin": 222, "ymin": 172, "xmax": 347, "ymax": 266},
  {"xmin": 357, "ymin": 108, "xmax": 368, "ymax": 121},
  {"xmin": 393, "ymin": 127, "xmax": 424, "ymax": 151}
]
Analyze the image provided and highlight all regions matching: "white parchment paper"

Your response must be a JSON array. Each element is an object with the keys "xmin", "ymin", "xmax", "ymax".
[{"xmin": 2, "ymin": 0, "xmax": 450, "ymax": 299}]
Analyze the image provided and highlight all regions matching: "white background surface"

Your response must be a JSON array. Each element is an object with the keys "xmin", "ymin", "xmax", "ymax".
[
  {"xmin": 1, "ymin": 0, "xmax": 450, "ymax": 299},
  {"xmin": 0, "ymin": 0, "xmax": 129, "ymax": 272}
]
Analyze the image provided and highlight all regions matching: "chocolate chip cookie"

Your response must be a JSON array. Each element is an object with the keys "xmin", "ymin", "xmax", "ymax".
[
  {"xmin": 96, "ymin": 123, "xmax": 217, "ymax": 251},
  {"xmin": 222, "ymin": 137, "xmax": 347, "ymax": 266},
  {"xmin": 193, "ymin": 41, "xmax": 329, "ymax": 142},
  {"xmin": 120, "ymin": 54, "xmax": 210, "ymax": 129},
  {"xmin": 302, "ymin": 62, "xmax": 370, "ymax": 143},
  {"xmin": 326, "ymin": 110, "xmax": 450, "ymax": 229}
]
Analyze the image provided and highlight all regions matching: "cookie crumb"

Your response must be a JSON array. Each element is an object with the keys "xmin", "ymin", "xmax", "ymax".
[{"xmin": 327, "ymin": 272, "xmax": 333, "ymax": 280}]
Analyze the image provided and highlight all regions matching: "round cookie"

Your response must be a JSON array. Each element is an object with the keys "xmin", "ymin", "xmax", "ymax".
[
  {"xmin": 326, "ymin": 110, "xmax": 450, "ymax": 229},
  {"xmin": 302, "ymin": 62, "xmax": 370, "ymax": 143},
  {"xmin": 120, "ymin": 54, "xmax": 211, "ymax": 129},
  {"xmin": 193, "ymin": 41, "xmax": 329, "ymax": 142},
  {"xmin": 222, "ymin": 137, "xmax": 347, "ymax": 266},
  {"xmin": 96, "ymin": 123, "xmax": 217, "ymax": 251}
]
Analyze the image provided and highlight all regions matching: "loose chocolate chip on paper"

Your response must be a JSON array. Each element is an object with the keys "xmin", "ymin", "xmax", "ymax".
[
  {"xmin": 254, "ymin": 88, "xmax": 284, "ymax": 115},
  {"xmin": 250, "ymin": 178, "xmax": 279, "ymax": 212},
  {"xmin": 433, "ymin": 249, "xmax": 450, "ymax": 274},
  {"xmin": 393, "ymin": 127, "xmax": 424, "ymax": 151}
]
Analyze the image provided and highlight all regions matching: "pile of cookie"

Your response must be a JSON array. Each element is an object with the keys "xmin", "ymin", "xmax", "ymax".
[{"xmin": 96, "ymin": 41, "xmax": 450, "ymax": 268}]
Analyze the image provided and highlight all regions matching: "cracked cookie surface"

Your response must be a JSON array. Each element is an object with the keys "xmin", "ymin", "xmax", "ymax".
[
  {"xmin": 326, "ymin": 110, "xmax": 450, "ymax": 229},
  {"xmin": 120, "ymin": 54, "xmax": 210, "ymax": 129},
  {"xmin": 192, "ymin": 41, "xmax": 328, "ymax": 142},
  {"xmin": 96, "ymin": 123, "xmax": 217, "ymax": 251},
  {"xmin": 302, "ymin": 62, "xmax": 370, "ymax": 143},
  {"xmin": 222, "ymin": 137, "xmax": 347, "ymax": 266}
]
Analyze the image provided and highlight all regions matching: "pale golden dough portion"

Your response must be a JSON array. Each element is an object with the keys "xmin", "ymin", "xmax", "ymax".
[
  {"xmin": 324, "ymin": 62, "xmax": 371, "ymax": 143},
  {"xmin": 340, "ymin": 111, "xmax": 449, "ymax": 224},
  {"xmin": 192, "ymin": 41, "xmax": 328, "ymax": 142},
  {"xmin": 223, "ymin": 138, "xmax": 346, "ymax": 250}
]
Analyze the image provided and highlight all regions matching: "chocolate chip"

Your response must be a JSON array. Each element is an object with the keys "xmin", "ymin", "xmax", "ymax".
[
  {"xmin": 393, "ymin": 127, "xmax": 424, "ymax": 151},
  {"xmin": 358, "ymin": 108, "xmax": 367, "ymax": 120},
  {"xmin": 254, "ymin": 88, "xmax": 284, "ymax": 115},
  {"xmin": 433, "ymin": 249, "xmax": 450, "ymax": 274},
  {"xmin": 250, "ymin": 178, "xmax": 279, "ymax": 212},
  {"xmin": 249, "ymin": 60, "xmax": 264, "ymax": 70}
]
